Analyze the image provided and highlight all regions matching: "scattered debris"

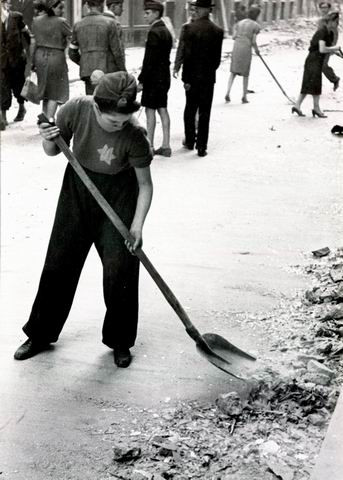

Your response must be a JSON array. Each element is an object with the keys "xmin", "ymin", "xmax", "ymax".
[
  {"xmin": 266, "ymin": 458, "xmax": 294, "ymax": 480},
  {"xmin": 98, "ymin": 248, "xmax": 343, "ymax": 479},
  {"xmin": 312, "ymin": 247, "xmax": 330, "ymax": 258},
  {"xmin": 113, "ymin": 446, "xmax": 142, "ymax": 463}
]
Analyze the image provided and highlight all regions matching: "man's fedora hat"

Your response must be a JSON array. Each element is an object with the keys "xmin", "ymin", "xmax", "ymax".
[{"xmin": 190, "ymin": 0, "xmax": 215, "ymax": 7}]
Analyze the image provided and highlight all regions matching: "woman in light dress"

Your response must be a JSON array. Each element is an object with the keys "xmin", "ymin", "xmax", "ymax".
[
  {"xmin": 31, "ymin": 0, "xmax": 71, "ymax": 118},
  {"xmin": 225, "ymin": 5, "xmax": 261, "ymax": 104}
]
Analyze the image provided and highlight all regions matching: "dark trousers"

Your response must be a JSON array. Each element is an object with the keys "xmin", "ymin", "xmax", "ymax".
[
  {"xmin": 84, "ymin": 77, "xmax": 96, "ymax": 95},
  {"xmin": 323, "ymin": 54, "xmax": 339, "ymax": 84},
  {"xmin": 23, "ymin": 165, "xmax": 140, "ymax": 349},
  {"xmin": 0, "ymin": 61, "xmax": 26, "ymax": 111},
  {"xmin": 183, "ymin": 82, "xmax": 214, "ymax": 150}
]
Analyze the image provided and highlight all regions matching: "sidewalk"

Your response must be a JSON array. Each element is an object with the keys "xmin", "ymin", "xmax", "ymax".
[{"xmin": 311, "ymin": 386, "xmax": 343, "ymax": 480}]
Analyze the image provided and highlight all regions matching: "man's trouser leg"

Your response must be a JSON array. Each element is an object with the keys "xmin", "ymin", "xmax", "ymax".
[
  {"xmin": 84, "ymin": 77, "xmax": 95, "ymax": 95},
  {"xmin": 0, "ymin": 67, "xmax": 12, "ymax": 112},
  {"xmin": 184, "ymin": 87, "xmax": 199, "ymax": 147},
  {"xmin": 10, "ymin": 61, "xmax": 26, "ymax": 104},
  {"xmin": 196, "ymin": 83, "xmax": 214, "ymax": 151},
  {"xmin": 323, "ymin": 54, "xmax": 339, "ymax": 84}
]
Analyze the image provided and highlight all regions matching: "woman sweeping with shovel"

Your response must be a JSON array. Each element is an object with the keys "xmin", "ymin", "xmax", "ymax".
[
  {"xmin": 14, "ymin": 72, "xmax": 153, "ymax": 368},
  {"xmin": 224, "ymin": 5, "xmax": 261, "ymax": 104}
]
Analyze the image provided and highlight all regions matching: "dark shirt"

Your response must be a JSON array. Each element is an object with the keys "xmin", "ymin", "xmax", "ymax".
[
  {"xmin": 181, "ymin": 16, "xmax": 223, "ymax": 85},
  {"xmin": 10, "ymin": 0, "xmax": 34, "ymax": 29},
  {"xmin": 309, "ymin": 26, "xmax": 331, "ymax": 52},
  {"xmin": 138, "ymin": 19, "xmax": 172, "ymax": 85},
  {"xmin": 1, "ymin": 11, "xmax": 30, "ymax": 68}
]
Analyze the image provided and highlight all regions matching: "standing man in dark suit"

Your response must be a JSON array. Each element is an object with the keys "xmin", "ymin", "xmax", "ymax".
[
  {"xmin": 10, "ymin": 0, "xmax": 34, "ymax": 29},
  {"xmin": 138, "ymin": 1, "xmax": 173, "ymax": 157},
  {"xmin": 176, "ymin": 0, "xmax": 223, "ymax": 157},
  {"xmin": 69, "ymin": 0, "xmax": 125, "ymax": 95},
  {"xmin": 1, "ymin": 0, "xmax": 31, "ymax": 130}
]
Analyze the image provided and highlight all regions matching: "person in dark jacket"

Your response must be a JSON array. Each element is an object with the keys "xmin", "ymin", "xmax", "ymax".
[
  {"xmin": 138, "ymin": 1, "xmax": 173, "ymax": 157},
  {"xmin": 0, "ymin": 0, "xmax": 31, "ymax": 130},
  {"xmin": 10, "ymin": 0, "xmax": 34, "ymax": 29},
  {"xmin": 69, "ymin": 0, "xmax": 125, "ymax": 95},
  {"xmin": 173, "ymin": 3, "xmax": 196, "ymax": 76},
  {"xmin": 177, "ymin": 0, "xmax": 223, "ymax": 157}
]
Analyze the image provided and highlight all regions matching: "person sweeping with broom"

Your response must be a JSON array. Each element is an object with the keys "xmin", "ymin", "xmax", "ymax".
[{"xmin": 14, "ymin": 72, "xmax": 153, "ymax": 368}]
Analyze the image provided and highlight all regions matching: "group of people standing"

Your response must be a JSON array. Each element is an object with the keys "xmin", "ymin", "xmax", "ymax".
[{"xmin": 0, "ymin": 0, "xmax": 127, "ymax": 128}]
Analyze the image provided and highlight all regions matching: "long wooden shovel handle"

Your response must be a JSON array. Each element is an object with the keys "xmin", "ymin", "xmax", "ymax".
[
  {"xmin": 37, "ymin": 114, "xmax": 209, "ymax": 350},
  {"xmin": 258, "ymin": 53, "xmax": 295, "ymax": 104}
]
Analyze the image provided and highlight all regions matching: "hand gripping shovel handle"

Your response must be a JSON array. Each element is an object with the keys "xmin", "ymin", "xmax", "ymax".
[
  {"xmin": 257, "ymin": 53, "xmax": 295, "ymax": 104},
  {"xmin": 37, "ymin": 114, "xmax": 210, "ymax": 351}
]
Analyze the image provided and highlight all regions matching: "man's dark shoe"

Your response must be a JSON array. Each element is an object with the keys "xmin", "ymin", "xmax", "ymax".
[
  {"xmin": 331, "ymin": 124, "xmax": 343, "ymax": 135},
  {"xmin": 13, "ymin": 104, "xmax": 26, "ymax": 122},
  {"xmin": 197, "ymin": 148, "xmax": 207, "ymax": 157},
  {"xmin": 14, "ymin": 338, "xmax": 49, "ymax": 360},
  {"xmin": 182, "ymin": 139, "xmax": 194, "ymax": 150},
  {"xmin": 114, "ymin": 347, "xmax": 132, "ymax": 368}
]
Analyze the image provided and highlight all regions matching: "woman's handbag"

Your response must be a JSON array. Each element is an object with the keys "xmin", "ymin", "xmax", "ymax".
[{"xmin": 20, "ymin": 72, "xmax": 40, "ymax": 105}]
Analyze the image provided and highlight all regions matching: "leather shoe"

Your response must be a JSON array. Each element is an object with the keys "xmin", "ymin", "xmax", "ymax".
[
  {"xmin": 331, "ymin": 124, "xmax": 343, "ymax": 135},
  {"xmin": 197, "ymin": 148, "xmax": 207, "ymax": 157},
  {"xmin": 153, "ymin": 147, "xmax": 172, "ymax": 157},
  {"xmin": 114, "ymin": 347, "xmax": 132, "ymax": 368},
  {"xmin": 13, "ymin": 104, "xmax": 26, "ymax": 122},
  {"xmin": 182, "ymin": 139, "xmax": 194, "ymax": 150},
  {"xmin": 14, "ymin": 338, "xmax": 49, "ymax": 360}
]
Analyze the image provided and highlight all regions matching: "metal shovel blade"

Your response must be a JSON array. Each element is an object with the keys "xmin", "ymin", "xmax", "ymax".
[{"xmin": 196, "ymin": 333, "xmax": 257, "ymax": 380}]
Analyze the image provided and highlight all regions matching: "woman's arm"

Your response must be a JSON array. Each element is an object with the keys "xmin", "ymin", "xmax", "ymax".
[
  {"xmin": 251, "ymin": 32, "xmax": 260, "ymax": 55},
  {"xmin": 319, "ymin": 39, "xmax": 341, "ymax": 54},
  {"xmin": 39, "ymin": 123, "xmax": 61, "ymax": 156},
  {"xmin": 126, "ymin": 166, "xmax": 153, "ymax": 253}
]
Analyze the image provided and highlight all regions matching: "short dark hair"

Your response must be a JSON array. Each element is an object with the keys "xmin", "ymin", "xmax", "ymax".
[
  {"xmin": 94, "ymin": 97, "xmax": 117, "ymax": 114},
  {"xmin": 47, "ymin": 0, "xmax": 61, "ymax": 16},
  {"xmin": 248, "ymin": 5, "xmax": 260, "ymax": 20},
  {"xmin": 319, "ymin": 2, "xmax": 331, "ymax": 8},
  {"xmin": 84, "ymin": 0, "xmax": 104, "ymax": 8}
]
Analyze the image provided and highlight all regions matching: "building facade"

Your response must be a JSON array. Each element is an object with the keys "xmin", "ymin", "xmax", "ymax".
[{"xmin": 63, "ymin": 0, "xmax": 189, "ymax": 46}]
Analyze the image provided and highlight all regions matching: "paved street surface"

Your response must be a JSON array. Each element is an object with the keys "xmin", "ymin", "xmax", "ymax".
[{"xmin": 1, "ymin": 39, "xmax": 343, "ymax": 478}]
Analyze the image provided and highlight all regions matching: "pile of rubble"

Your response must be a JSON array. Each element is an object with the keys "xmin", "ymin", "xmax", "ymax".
[{"xmin": 101, "ymin": 248, "xmax": 342, "ymax": 480}]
